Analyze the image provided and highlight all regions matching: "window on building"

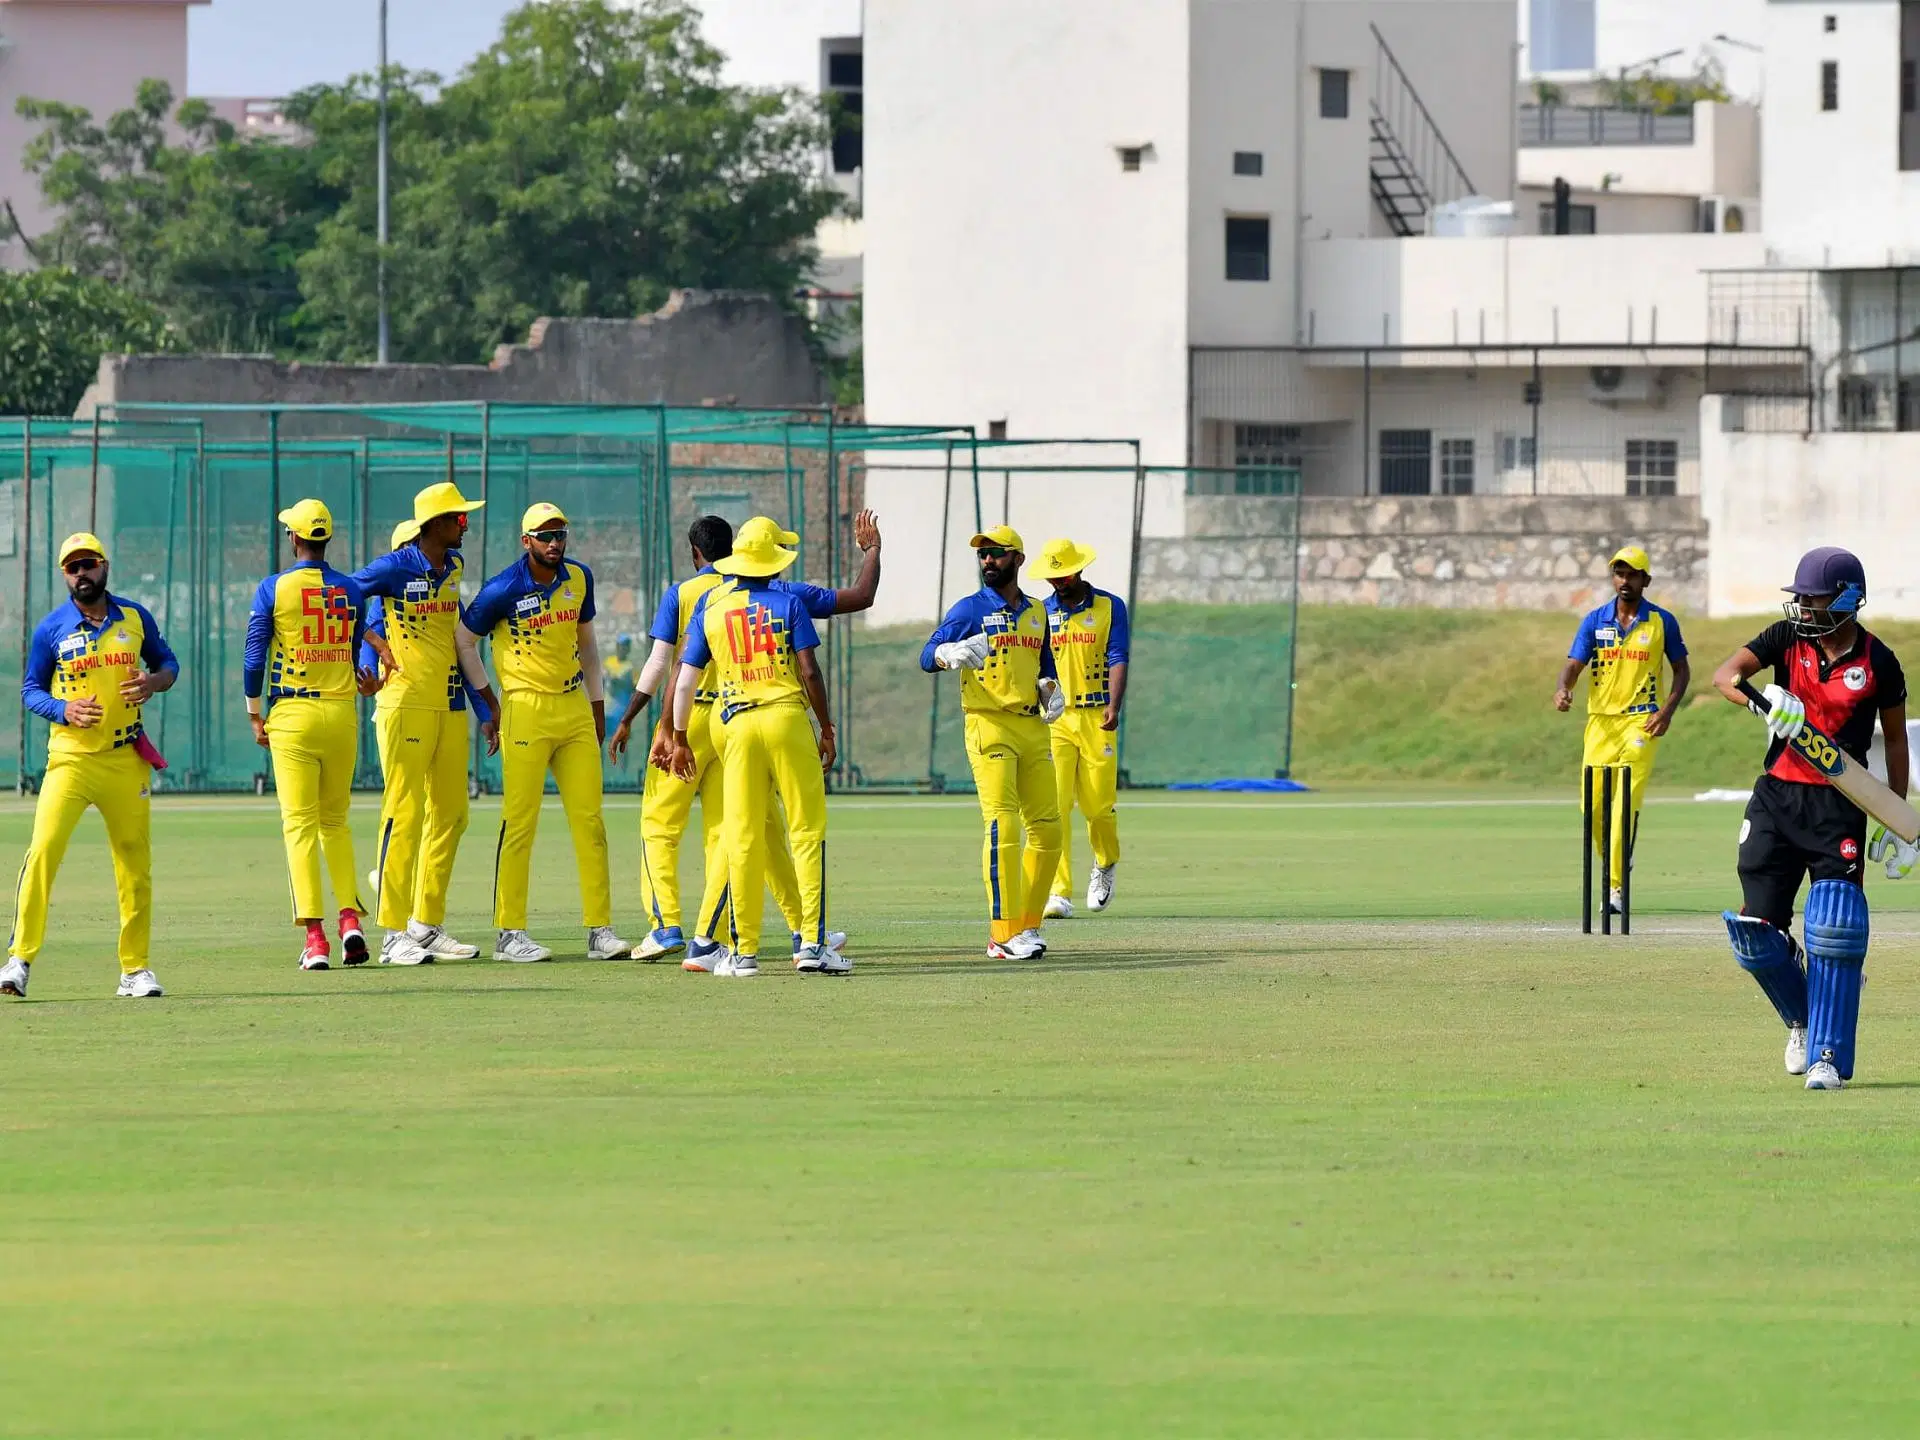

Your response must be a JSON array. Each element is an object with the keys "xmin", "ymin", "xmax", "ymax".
[
  {"xmin": 1319, "ymin": 69, "xmax": 1351, "ymax": 120},
  {"xmin": 1497, "ymin": 433, "xmax": 1537, "ymax": 473},
  {"xmin": 1233, "ymin": 423, "xmax": 1302, "ymax": 490},
  {"xmin": 1233, "ymin": 150, "xmax": 1264, "ymax": 176},
  {"xmin": 831, "ymin": 91, "xmax": 863, "ymax": 173},
  {"xmin": 1826, "ymin": 14, "xmax": 1838, "ymax": 32},
  {"xmin": 1438, "ymin": 438, "xmax": 1475, "ymax": 496},
  {"xmin": 1838, "ymin": 376, "xmax": 1883, "ymax": 428},
  {"xmin": 1378, "ymin": 429, "xmax": 1433, "ymax": 495},
  {"xmin": 1536, "ymin": 202, "xmax": 1597, "ymax": 235},
  {"xmin": 1225, "ymin": 216, "xmax": 1270, "ymax": 281},
  {"xmin": 1119, "ymin": 146, "xmax": 1144, "ymax": 172},
  {"xmin": 1624, "ymin": 439, "xmax": 1679, "ymax": 496},
  {"xmin": 1823, "ymin": 60, "xmax": 1840, "ymax": 112},
  {"xmin": 827, "ymin": 51, "xmax": 863, "ymax": 87},
  {"xmin": 988, "ymin": 419, "xmax": 1009, "ymax": 441}
]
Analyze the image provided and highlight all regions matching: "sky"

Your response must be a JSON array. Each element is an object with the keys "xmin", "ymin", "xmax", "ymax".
[{"xmin": 188, "ymin": 0, "xmax": 862, "ymax": 97}]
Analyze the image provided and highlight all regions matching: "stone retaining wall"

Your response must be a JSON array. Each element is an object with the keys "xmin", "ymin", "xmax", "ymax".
[{"xmin": 1139, "ymin": 495, "xmax": 1708, "ymax": 612}]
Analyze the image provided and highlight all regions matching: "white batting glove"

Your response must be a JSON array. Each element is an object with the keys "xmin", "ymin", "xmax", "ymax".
[
  {"xmin": 1037, "ymin": 677, "xmax": 1066, "ymax": 723},
  {"xmin": 1868, "ymin": 820, "xmax": 1920, "ymax": 880},
  {"xmin": 934, "ymin": 633, "xmax": 992, "ymax": 670},
  {"xmin": 1752, "ymin": 683, "xmax": 1807, "ymax": 742}
]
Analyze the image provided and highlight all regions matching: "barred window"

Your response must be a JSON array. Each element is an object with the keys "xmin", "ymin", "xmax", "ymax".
[{"xmin": 1624, "ymin": 439, "xmax": 1678, "ymax": 496}]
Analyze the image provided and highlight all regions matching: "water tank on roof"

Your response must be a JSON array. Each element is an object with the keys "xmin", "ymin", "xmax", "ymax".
[{"xmin": 1430, "ymin": 197, "xmax": 1516, "ymax": 238}]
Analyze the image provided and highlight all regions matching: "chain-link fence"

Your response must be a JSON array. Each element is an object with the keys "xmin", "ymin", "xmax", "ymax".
[{"xmin": 0, "ymin": 407, "xmax": 1302, "ymax": 793}]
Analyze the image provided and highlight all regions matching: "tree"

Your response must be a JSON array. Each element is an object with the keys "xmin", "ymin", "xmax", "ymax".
[
  {"xmin": 295, "ymin": 0, "xmax": 843, "ymax": 362},
  {"xmin": 4, "ymin": 79, "xmax": 343, "ymax": 353},
  {"xmin": 0, "ymin": 267, "xmax": 177, "ymax": 415},
  {"xmin": 1602, "ymin": 60, "xmax": 1731, "ymax": 115}
]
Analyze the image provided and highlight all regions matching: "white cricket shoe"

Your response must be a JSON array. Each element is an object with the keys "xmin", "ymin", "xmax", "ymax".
[
  {"xmin": 1806, "ymin": 1059, "xmax": 1846, "ymax": 1091},
  {"xmin": 1043, "ymin": 894, "xmax": 1074, "ymax": 920},
  {"xmin": 682, "ymin": 938, "xmax": 727, "ymax": 973},
  {"xmin": 495, "ymin": 930, "xmax": 553, "ymax": 963},
  {"xmin": 1607, "ymin": 886, "xmax": 1625, "ymax": 916},
  {"xmin": 0, "ymin": 957, "xmax": 28, "ymax": 997},
  {"xmin": 791, "ymin": 929, "xmax": 849, "ymax": 955},
  {"xmin": 380, "ymin": 931, "xmax": 434, "ymax": 966},
  {"xmin": 795, "ymin": 942, "xmax": 853, "ymax": 975},
  {"xmin": 987, "ymin": 929, "xmax": 1047, "ymax": 961},
  {"xmin": 409, "ymin": 922, "xmax": 478, "ymax": 961},
  {"xmin": 116, "ymin": 968, "xmax": 164, "ymax": 998},
  {"xmin": 633, "ymin": 926, "xmax": 687, "ymax": 962},
  {"xmin": 714, "ymin": 952, "xmax": 759, "ymax": 978},
  {"xmin": 586, "ymin": 926, "xmax": 630, "ymax": 960},
  {"xmin": 1785, "ymin": 1025, "xmax": 1810, "ymax": 1076},
  {"xmin": 1087, "ymin": 865, "xmax": 1116, "ymax": 912}
]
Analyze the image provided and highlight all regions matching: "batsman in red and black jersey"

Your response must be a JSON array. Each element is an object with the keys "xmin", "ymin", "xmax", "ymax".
[{"xmin": 1711, "ymin": 547, "xmax": 1909, "ymax": 1092}]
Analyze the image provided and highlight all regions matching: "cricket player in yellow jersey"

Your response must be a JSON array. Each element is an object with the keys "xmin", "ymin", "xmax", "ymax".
[
  {"xmin": 1554, "ymin": 544, "xmax": 1691, "ymax": 914},
  {"xmin": 245, "ymin": 500, "xmax": 378, "ymax": 971},
  {"xmin": 1031, "ymin": 538, "xmax": 1130, "ymax": 920},
  {"xmin": 921, "ymin": 526, "xmax": 1066, "ymax": 961},
  {"xmin": 663, "ymin": 517, "xmax": 845, "ymax": 977},
  {"xmin": 354, "ymin": 481, "xmax": 490, "ymax": 966},
  {"xmin": 611, "ymin": 512, "xmax": 879, "ymax": 971},
  {"xmin": 3, "ymin": 533, "xmax": 178, "ymax": 1000},
  {"xmin": 456, "ymin": 504, "xmax": 628, "ymax": 964}
]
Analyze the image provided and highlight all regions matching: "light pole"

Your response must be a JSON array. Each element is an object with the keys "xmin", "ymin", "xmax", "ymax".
[
  {"xmin": 377, "ymin": 0, "xmax": 390, "ymax": 364},
  {"xmin": 1711, "ymin": 34, "xmax": 1765, "ymax": 104}
]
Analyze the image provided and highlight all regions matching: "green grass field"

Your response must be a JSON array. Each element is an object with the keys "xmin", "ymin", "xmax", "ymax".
[{"xmin": 6, "ymin": 788, "xmax": 1920, "ymax": 1437}]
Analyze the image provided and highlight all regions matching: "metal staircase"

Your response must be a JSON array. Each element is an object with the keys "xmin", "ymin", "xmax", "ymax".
[{"xmin": 1367, "ymin": 23, "xmax": 1476, "ymax": 237}]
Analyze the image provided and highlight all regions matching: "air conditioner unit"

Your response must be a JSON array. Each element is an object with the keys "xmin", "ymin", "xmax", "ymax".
[
  {"xmin": 1588, "ymin": 366, "xmax": 1665, "ymax": 405},
  {"xmin": 1698, "ymin": 196, "xmax": 1760, "ymax": 234}
]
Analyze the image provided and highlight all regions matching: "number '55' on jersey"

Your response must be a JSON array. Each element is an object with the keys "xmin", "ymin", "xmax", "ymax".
[
  {"xmin": 243, "ymin": 562, "xmax": 369, "ymax": 704},
  {"xmin": 681, "ymin": 579, "xmax": 821, "ymax": 721}
]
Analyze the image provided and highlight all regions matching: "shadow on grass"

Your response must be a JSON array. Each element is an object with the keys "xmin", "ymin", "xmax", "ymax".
[{"xmin": 863, "ymin": 953, "xmax": 1230, "ymax": 977}]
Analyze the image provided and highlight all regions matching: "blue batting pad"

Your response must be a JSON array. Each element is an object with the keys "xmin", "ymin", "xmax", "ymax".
[
  {"xmin": 1723, "ymin": 911, "xmax": 1808, "ymax": 1028},
  {"xmin": 1805, "ymin": 879, "xmax": 1868, "ymax": 1079}
]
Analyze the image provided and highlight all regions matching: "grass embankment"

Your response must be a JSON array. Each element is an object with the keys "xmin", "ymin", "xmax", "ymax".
[{"xmin": 1289, "ymin": 607, "xmax": 1920, "ymax": 789}]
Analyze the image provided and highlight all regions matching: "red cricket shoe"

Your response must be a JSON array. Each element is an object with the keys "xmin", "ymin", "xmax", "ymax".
[
  {"xmin": 339, "ymin": 909, "xmax": 369, "ymax": 967},
  {"xmin": 300, "ymin": 925, "xmax": 331, "ymax": 972}
]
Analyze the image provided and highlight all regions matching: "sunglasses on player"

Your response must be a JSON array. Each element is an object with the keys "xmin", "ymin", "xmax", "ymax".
[
  {"xmin": 976, "ymin": 546, "xmax": 1012, "ymax": 560},
  {"xmin": 63, "ymin": 557, "xmax": 103, "ymax": 576},
  {"xmin": 525, "ymin": 528, "xmax": 569, "ymax": 544}
]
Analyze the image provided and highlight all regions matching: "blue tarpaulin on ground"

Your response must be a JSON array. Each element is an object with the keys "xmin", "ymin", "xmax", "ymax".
[{"xmin": 1164, "ymin": 778, "xmax": 1312, "ymax": 793}]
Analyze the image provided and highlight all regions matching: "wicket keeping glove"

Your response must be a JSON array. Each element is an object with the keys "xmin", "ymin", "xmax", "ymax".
[
  {"xmin": 1868, "ymin": 820, "xmax": 1920, "ymax": 880},
  {"xmin": 1752, "ymin": 683, "xmax": 1807, "ymax": 742},
  {"xmin": 1037, "ymin": 677, "xmax": 1067, "ymax": 724},
  {"xmin": 934, "ymin": 633, "xmax": 992, "ymax": 670}
]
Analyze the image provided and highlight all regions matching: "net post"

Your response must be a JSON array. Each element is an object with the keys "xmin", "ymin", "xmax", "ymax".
[{"xmin": 16, "ymin": 420, "xmax": 33, "ymax": 794}]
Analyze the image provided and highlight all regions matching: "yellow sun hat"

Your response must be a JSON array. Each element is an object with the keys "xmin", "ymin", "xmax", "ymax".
[
  {"xmin": 391, "ymin": 518, "xmax": 421, "ymax": 550},
  {"xmin": 57, "ymin": 531, "xmax": 108, "ymax": 566},
  {"xmin": 521, "ymin": 502, "xmax": 568, "ymax": 535},
  {"xmin": 1610, "ymin": 544, "xmax": 1652, "ymax": 575},
  {"xmin": 1030, "ymin": 537, "xmax": 1097, "ymax": 581},
  {"xmin": 412, "ymin": 480, "xmax": 484, "ymax": 526},
  {"xmin": 968, "ymin": 524, "xmax": 1024, "ymax": 552},
  {"xmin": 277, "ymin": 498, "xmax": 334, "ymax": 542},
  {"xmin": 714, "ymin": 515, "xmax": 800, "ymax": 577}
]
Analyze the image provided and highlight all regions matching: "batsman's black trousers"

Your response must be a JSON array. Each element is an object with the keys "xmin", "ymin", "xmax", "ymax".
[{"xmin": 1737, "ymin": 774, "xmax": 1866, "ymax": 930}]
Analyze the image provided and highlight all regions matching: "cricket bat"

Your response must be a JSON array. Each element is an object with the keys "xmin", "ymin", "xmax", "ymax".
[{"xmin": 1739, "ymin": 679, "xmax": 1920, "ymax": 843}]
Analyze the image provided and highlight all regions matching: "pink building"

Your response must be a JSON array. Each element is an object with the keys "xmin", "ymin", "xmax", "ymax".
[{"xmin": 0, "ymin": 0, "xmax": 208, "ymax": 267}]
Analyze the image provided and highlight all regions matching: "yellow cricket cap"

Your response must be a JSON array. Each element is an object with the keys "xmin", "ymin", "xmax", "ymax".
[
  {"xmin": 521, "ymin": 502, "xmax": 568, "ymax": 534},
  {"xmin": 1030, "ymin": 537, "xmax": 1097, "ymax": 581},
  {"xmin": 713, "ymin": 515, "xmax": 800, "ymax": 577},
  {"xmin": 412, "ymin": 481, "xmax": 484, "ymax": 525},
  {"xmin": 277, "ymin": 498, "xmax": 334, "ymax": 542},
  {"xmin": 391, "ymin": 518, "xmax": 421, "ymax": 550},
  {"xmin": 969, "ymin": 524, "xmax": 1024, "ymax": 552},
  {"xmin": 57, "ymin": 531, "xmax": 107, "ymax": 566},
  {"xmin": 1610, "ymin": 544, "xmax": 1652, "ymax": 575}
]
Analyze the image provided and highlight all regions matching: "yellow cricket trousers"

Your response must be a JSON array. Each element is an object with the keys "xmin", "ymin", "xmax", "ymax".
[
  {"xmin": 640, "ymin": 701, "xmax": 804, "ymax": 940},
  {"xmin": 1049, "ymin": 707, "xmax": 1120, "ymax": 898},
  {"xmin": 268, "ymin": 698, "xmax": 365, "ymax": 923},
  {"xmin": 1582, "ymin": 712, "xmax": 1659, "ymax": 883},
  {"xmin": 10, "ymin": 746, "xmax": 152, "ymax": 973},
  {"xmin": 716, "ymin": 702, "xmax": 826, "ymax": 959},
  {"xmin": 495, "ymin": 690, "xmax": 610, "ymax": 931},
  {"xmin": 372, "ymin": 706, "xmax": 470, "ymax": 930},
  {"xmin": 965, "ymin": 710, "xmax": 1063, "ymax": 944}
]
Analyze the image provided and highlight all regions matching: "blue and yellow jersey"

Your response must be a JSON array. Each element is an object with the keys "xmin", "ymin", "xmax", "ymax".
[
  {"xmin": 649, "ymin": 566, "xmax": 730, "ymax": 705},
  {"xmin": 681, "ymin": 578, "xmax": 821, "ymax": 722},
  {"xmin": 22, "ymin": 595, "xmax": 178, "ymax": 757},
  {"xmin": 920, "ymin": 586, "xmax": 1057, "ymax": 718},
  {"xmin": 464, "ymin": 556, "xmax": 597, "ymax": 696},
  {"xmin": 244, "ymin": 562, "xmax": 368, "ymax": 704},
  {"xmin": 353, "ymin": 544, "xmax": 479, "ymax": 713},
  {"xmin": 1569, "ymin": 598, "xmax": 1688, "ymax": 716},
  {"xmin": 1044, "ymin": 585, "xmax": 1130, "ymax": 709}
]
